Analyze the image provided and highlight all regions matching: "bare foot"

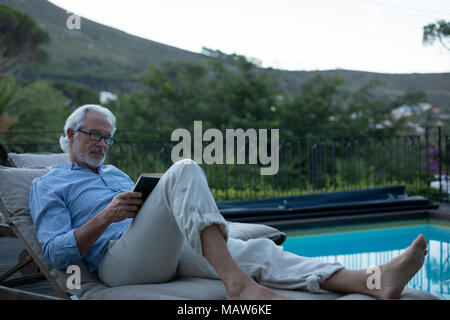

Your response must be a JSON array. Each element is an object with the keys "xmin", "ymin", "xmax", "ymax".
[
  {"xmin": 227, "ymin": 277, "xmax": 294, "ymax": 300},
  {"xmin": 373, "ymin": 234, "xmax": 427, "ymax": 299}
]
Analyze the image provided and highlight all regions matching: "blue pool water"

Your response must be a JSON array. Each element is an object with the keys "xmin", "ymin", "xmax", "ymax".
[{"xmin": 281, "ymin": 219, "xmax": 450, "ymax": 299}]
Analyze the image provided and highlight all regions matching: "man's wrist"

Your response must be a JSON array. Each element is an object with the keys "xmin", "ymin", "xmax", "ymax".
[{"xmin": 97, "ymin": 208, "xmax": 112, "ymax": 228}]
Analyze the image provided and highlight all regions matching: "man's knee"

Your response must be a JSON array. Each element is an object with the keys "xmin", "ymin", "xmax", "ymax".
[
  {"xmin": 174, "ymin": 158, "xmax": 198, "ymax": 167},
  {"xmin": 166, "ymin": 158, "xmax": 203, "ymax": 180}
]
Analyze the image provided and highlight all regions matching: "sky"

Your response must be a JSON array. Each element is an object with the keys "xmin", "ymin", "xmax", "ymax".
[{"xmin": 48, "ymin": 0, "xmax": 450, "ymax": 74}]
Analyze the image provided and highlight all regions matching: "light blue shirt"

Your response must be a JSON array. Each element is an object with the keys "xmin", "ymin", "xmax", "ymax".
[{"xmin": 29, "ymin": 162, "xmax": 135, "ymax": 272}]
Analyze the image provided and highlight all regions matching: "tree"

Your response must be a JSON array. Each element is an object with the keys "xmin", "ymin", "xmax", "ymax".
[
  {"xmin": 130, "ymin": 54, "xmax": 280, "ymax": 131},
  {"xmin": 280, "ymin": 74, "xmax": 346, "ymax": 134},
  {"xmin": 140, "ymin": 61, "xmax": 210, "ymax": 130},
  {"xmin": 205, "ymin": 53, "xmax": 280, "ymax": 129},
  {"xmin": 0, "ymin": 77, "xmax": 19, "ymax": 132},
  {"xmin": 423, "ymin": 20, "xmax": 450, "ymax": 50},
  {"xmin": 0, "ymin": 77, "xmax": 69, "ymax": 144},
  {"xmin": 0, "ymin": 4, "xmax": 50, "ymax": 76},
  {"xmin": 49, "ymin": 80, "xmax": 100, "ymax": 108}
]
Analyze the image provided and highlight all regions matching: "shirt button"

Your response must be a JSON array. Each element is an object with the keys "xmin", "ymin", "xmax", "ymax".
[
  {"xmin": 188, "ymin": 204, "xmax": 196, "ymax": 212},
  {"xmin": 179, "ymin": 186, "xmax": 187, "ymax": 192}
]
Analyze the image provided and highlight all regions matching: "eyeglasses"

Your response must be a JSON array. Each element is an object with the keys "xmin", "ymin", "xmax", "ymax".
[{"xmin": 77, "ymin": 129, "xmax": 115, "ymax": 146}]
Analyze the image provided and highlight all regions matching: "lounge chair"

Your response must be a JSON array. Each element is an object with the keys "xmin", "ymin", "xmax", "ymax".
[{"xmin": 0, "ymin": 151, "xmax": 439, "ymax": 300}]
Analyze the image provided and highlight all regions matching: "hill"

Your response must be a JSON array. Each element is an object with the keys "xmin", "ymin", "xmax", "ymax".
[
  {"xmin": 274, "ymin": 69, "xmax": 450, "ymax": 109},
  {"xmin": 1, "ymin": 0, "xmax": 207, "ymax": 89},
  {"xmin": 2, "ymin": 0, "xmax": 450, "ymax": 108}
]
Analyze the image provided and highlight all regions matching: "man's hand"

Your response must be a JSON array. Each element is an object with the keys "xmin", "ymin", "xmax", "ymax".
[
  {"xmin": 103, "ymin": 192, "xmax": 144, "ymax": 223},
  {"xmin": 74, "ymin": 191, "xmax": 143, "ymax": 256}
]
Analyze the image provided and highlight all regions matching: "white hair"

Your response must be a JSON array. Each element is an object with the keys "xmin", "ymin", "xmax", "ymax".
[{"xmin": 59, "ymin": 104, "xmax": 117, "ymax": 153}]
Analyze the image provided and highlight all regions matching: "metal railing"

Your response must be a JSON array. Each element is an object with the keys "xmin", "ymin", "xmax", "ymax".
[{"xmin": 2, "ymin": 127, "xmax": 450, "ymax": 201}]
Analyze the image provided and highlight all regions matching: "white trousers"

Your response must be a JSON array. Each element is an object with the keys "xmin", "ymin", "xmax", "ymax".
[{"xmin": 98, "ymin": 159, "xmax": 344, "ymax": 293}]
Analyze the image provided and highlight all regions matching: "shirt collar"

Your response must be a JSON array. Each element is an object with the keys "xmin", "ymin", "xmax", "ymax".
[{"xmin": 51, "ymin": 162, "xmax": 106, "ymax": 172}]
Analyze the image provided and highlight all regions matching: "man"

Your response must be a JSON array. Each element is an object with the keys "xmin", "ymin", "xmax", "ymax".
[{"xmin": 30, "ymin": 104, "xmax": 428, "ymax": 299}]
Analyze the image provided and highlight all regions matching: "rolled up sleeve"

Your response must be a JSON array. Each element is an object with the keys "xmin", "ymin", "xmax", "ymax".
[{"xmin": 29, "ymin": 179, "xmax": 82, "ymax": 270}]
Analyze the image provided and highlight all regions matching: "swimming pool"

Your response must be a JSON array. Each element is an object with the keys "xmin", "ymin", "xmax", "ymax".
[{"xmin": 281, "ymin": 219, "xmax": 450, "ymax": 300}]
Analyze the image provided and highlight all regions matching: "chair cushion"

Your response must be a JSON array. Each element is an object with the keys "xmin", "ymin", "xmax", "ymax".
[
  {"xmin": 227, "ymin": 221, "xmax": 286, "ymax": 244},
  {"xmin": 7, "ymin": 152, "xmax": 69, "ymax": 168},
  {"xmin": 0, "ymin": 166, "xmax": 50, "ymax": 221},
  {"xmin": 81, "ymin": 277, "xmax": 439, "ymax": 300}
]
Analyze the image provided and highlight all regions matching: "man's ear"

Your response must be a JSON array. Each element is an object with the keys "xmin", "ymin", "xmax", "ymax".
[{"xmin": 67, "ymin": 128, "xmax": 75, "ymax": 142}]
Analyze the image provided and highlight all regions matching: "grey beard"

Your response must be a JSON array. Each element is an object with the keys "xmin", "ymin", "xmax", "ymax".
[{"xmin": 74, "ymin": 149, "xmax": 106, "ymax": 168}]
